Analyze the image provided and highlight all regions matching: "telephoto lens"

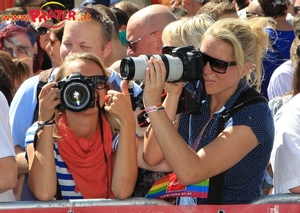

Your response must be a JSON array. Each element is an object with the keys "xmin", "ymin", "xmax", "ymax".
[
  {"xmin": 120, "ymin": 54, "xmax": 183, "ymax": 82},
  {"xmin": 120, "ymin": 46, "xmax": 203, "ymax": 82}
]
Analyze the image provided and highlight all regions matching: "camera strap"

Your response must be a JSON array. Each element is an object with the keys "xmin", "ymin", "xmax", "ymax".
[
  {"xmin": 33, "ymin": 68, "xmax": 56, "ymax": 124},
  {"xmin": 203, "ymin": 87, "xmax": 268, "ymax": 204},
  {"xmin": 33, "ymin": 68, "xmax": 63, "ymax": 200}
]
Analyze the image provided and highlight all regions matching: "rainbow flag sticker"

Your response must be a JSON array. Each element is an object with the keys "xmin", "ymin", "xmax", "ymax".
[{"xmin": 146, "ymin": 173, "xmax": 209, "ymax": 199}]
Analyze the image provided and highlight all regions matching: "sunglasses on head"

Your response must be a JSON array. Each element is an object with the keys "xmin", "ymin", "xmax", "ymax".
[
  {"xmin": 73, "ymin": 7, "xmax": 109, "ymax": 32},
  {"xmin": 0, "ymin": 20, "xmax": 36, "ymax": 31},
  {"xmin": 37, "ymin": 26, "xmax": 49, "ymax": 35},
  {"xmin": 0, "ymin": 20, "xmax": 39, "ymax": 41},
  {"xmin": 202, "ymin": 53, "xmax": 237, "ymax": 74},
  {"xmin": 162, "ymin": 46, "xmax": 177, "ymax": 54}
]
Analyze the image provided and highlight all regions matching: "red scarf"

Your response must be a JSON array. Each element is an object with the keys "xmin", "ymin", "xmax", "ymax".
[{"xmin": 57, "ymin": 114, "xmax": 114, "ymax": 198}]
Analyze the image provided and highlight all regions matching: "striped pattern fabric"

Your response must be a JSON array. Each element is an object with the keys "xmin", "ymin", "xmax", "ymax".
[{"xmin": 53, "ymin": 134, "xmax": 119, "ymax": 199}]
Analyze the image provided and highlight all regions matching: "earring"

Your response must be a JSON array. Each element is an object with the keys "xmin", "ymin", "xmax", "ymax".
[{"xmin": 33, "ymin": 53, "xmax": 37, "ymax": 57}]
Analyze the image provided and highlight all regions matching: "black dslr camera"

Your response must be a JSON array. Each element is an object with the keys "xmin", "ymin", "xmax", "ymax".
[
  {"xmin": 120, "ymin": 46, "xmax": 205, "ymax": 127},
  {"xmin": 55, "ymin": 72, "xmax": 96, "ymax": 112},
  {"xmin": 120, "ymin": 46, "xmax": 204, "ymax": 82}
]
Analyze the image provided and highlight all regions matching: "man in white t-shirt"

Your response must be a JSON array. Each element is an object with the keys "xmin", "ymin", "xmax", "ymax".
[{"xmin": 0, "ymin": 92, "xmax": 17, "ymax": 202}]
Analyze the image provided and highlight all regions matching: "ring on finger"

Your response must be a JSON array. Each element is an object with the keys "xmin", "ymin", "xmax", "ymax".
[{"xmin": 104, "ymin": 94, "xmax": 113, "ymax": 105}]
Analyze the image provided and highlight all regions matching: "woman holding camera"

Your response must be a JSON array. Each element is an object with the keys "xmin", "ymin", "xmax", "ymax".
[
  {"xmin": 142, "ymin": 17, "xmax": 274, "ymax": 205},
  {"xmin": 25, "ymin": 52, "xmax": 138, "ymax": 200}
]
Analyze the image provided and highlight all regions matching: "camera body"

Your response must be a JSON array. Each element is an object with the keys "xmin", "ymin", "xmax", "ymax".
[
  {"xmin": 55, "ymin": 72, "xmax": 96, "ymax": 112},
  {"xmin": 120, "ymin": 46, "xmax": 203, "ymax": 82}
]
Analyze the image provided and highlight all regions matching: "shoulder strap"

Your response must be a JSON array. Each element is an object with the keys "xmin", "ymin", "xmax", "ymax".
[
  {"xmin": 32, "ymin": 68, "xmax": 55, "ymax": 124},
  {"xmin": 206, "ymin": 88, "xmax": 267, "ymax": 204},
  {"xmin": 221, "ymin": 88, "xmax": 268, "ymax": 123},
  {"xmin": 32, "ymin": 68, "xmax": 62, "ymax": 200}
]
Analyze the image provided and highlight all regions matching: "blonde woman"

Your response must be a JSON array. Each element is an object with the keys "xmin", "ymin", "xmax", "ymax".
[
  {"xmin": 143, "ymin": 17, "xmax": 274, "ymax": 205},
  {"xmin": 26, "ymin": 52, "xmax": 138, "ymax": 200}
]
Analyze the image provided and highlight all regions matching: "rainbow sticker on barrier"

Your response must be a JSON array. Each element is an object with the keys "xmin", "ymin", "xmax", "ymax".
[{"xmin": 146, "ymin": 173, "xmax": 209, "ymax": 199}]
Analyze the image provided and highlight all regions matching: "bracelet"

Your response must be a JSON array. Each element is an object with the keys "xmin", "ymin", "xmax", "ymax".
[
  {"xmin": 36, "ymin": 119, "xmax": 55, "ymax": 138},
  {"xmin": 144, "ymin": 104, "xmax": 164, "ymax": 114}
]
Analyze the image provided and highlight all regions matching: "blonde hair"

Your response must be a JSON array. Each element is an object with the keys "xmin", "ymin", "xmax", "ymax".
[
  {"xmin": 55, "ymin": 52, "xmax": 120, "ymax": 134},
  {"xmin": 197, "ymin": 0, "xmax": 237, "ymax": 21},
  {"xmin": 162, "ymin": 14, "xmax": 215, "ymax": 47},
  {"xmin": 201, "ymin": 17, "xmax": 273, "ymax": 91}
]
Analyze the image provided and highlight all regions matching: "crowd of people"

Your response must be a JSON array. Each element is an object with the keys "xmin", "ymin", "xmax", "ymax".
[{"xmin": 0, "ymin": 0, "xmax": 300, "ymax": 206}]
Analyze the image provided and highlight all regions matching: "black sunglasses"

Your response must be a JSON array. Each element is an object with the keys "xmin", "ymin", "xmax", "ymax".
[
  {"xmin": 37, "ymin": 26, "xmax": 49, "ymax": 35},
  {"xmin": 87, "ymin": 75, "xmax": 108, "ymax": 90},
  {"xmin": 127, "ymin": 37, "xmax": 141, "ymax": 52},
  {"xmin": 162, "ymin": 46, "xmax": 177, "ymax": 54},
  {"xmin": 202, "ymin": 53, "xmax": 237, "ymax": 74},
  {"xmin": 127, "ymin": 31, "xmax": 157, "ymax": 52}
]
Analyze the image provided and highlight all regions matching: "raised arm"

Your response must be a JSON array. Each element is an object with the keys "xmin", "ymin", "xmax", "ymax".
[
  {"xmin": 105, "ymin": 81, "xmax": 138, "ymax": 199},
  {"xmin": 27, "ymin": 82, "xmax": 60, "ymax": 201},
  {"xmin": 143, "ymin": 81, "xmax": 183, "ymax": 166},
  {"xmin": 143, "ymin": 58, "xmax": 260, "ymax": 185}
]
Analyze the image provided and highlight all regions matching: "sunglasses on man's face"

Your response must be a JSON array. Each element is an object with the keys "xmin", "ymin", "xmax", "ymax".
[
  {"xmin": 127, "ymin": 31, "xmax": 158, "ymax": 52},
  {"xmin": 127, "ymin": 37, "xmax": 142, "ymax": 52},
  {"xmin": 202, "ymin": 53, "xmax": 237, "ymax": 74}
]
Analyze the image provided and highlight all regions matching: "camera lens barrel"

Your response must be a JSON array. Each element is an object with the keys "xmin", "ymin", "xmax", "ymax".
[
  {"xmin": 56, "ymin": 73, "xmax": 95, "ymax": 112},
  {"xmin": 61, "ymin": 80, "xmax": 93, "ymax": 112},
  {"xmin": 120, "ymin": 55, "xmax": 151, "ymax": 81},
  {"xmin": 120, "ymin": 54, "xmax": 184, "ymax": 82}
]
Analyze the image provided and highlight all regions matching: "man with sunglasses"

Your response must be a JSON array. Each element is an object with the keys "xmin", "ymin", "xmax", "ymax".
[
  {"xmin": 126, "ymin": 4, "xmax": 176, "ymax": 57},
  {"xmin": 9, "ymin": 5, "xmax": 142, "ymax": 201}
]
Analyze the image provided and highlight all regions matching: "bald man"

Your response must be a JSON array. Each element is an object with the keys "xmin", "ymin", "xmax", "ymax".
[{"xmin": 126, "ymin": 4, "xmax": 176, "ymax": 57}]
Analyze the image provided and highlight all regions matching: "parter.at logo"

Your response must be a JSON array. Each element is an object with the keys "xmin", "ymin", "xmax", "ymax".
[{"xmin": 1, "ymin": 1, "xmax": 91, "ymax": 28}]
